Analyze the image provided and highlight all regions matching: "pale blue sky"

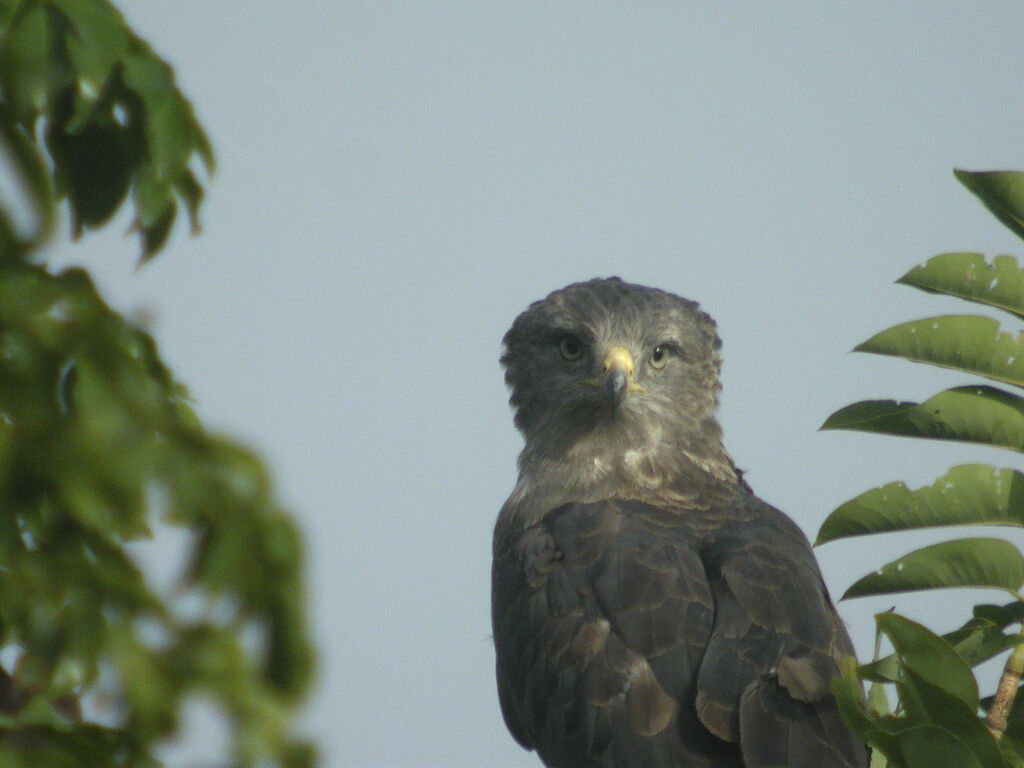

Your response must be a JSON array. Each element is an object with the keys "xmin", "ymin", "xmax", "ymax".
[{"xmin": 48, "ymin": 4, "xmax": 1024, "ymax": 767}]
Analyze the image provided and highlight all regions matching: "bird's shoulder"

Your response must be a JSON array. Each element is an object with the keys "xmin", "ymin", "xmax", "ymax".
[{"xmin": 492, "ymin": 496, "xmax": 730, "ymax": 766}]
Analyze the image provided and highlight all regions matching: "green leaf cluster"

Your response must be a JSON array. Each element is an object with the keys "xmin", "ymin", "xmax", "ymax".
[
  {"xmin": 0, "ymin": 263, "xmax": 315, "ymax": 767},
  {"xmin": 0, "ymin": 1, "xmax": 315, "ymax": 766},
  {"xmin": 820, "ymin": 171, "xmax": 1024, "ymax": 767},
  {"xmin": 0, "ymin": 0, "xmax": 213, "ymax": 260}
]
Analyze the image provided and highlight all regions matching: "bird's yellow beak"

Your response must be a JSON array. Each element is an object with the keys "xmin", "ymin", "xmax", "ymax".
[{"xmin": 601, "ymin": 346, "xmax": 640, "ymax": 409}]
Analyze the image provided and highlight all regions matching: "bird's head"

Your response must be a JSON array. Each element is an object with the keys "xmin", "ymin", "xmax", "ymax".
[{"xmin": 501, "ymin": 277, "xmax": 727, "ymax": 469}]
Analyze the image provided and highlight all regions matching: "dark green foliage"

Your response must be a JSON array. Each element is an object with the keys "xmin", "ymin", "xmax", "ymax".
[
  {"xmin": 0, "ymin": 0, "xmax": 213, "ymax": 260},
  {"xmin": 0, "ymin": 270, "xmax": 316, "ymax": 766},
  {"xmin": 819, "ymin": 171, "xmax": 1024, "ymax": 767},
  {"xmin": 831, "ymin": 621, "xmax": 1009, "ymax": 768},
  {"xmin": 0, "ymin": 1, "xmax": 314, "ymax": 766}
]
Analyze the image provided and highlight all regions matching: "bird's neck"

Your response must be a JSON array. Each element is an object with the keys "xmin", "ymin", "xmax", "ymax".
[{"xmin": 503, "ymin": 417, "xmax": 739, "ymax": 528}]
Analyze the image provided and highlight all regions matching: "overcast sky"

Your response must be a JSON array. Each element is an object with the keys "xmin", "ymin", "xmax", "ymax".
[{"xmin": 45, "ymin": 4, "xmax": 1024, "ymax": 767}]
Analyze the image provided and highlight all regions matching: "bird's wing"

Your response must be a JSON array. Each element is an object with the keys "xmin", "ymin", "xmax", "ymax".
[
  {"xmin": 492, "ymin": 498, "xmax": 743, "ymax": 768},
  {"xmin": 693, "ymin": 495, "xmax": 866, "ymax": 768},
  {"xmin": 493, "ymin": 495, "xmax": 866, "ymax": 768}
]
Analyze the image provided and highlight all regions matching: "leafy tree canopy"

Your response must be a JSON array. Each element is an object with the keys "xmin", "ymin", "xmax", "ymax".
[{"xmin": 0, "ymin": 1, "xmax": 315, "ymax": 766}]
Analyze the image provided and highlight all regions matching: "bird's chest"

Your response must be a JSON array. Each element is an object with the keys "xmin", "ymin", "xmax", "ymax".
[{"xmin": 556, "ymin": 440, "xmax": 676, "ymax": 502}]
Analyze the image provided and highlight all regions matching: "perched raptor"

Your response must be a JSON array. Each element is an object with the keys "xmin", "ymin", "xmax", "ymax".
[{"xmin": 492, "ymin": 278, "xmax": 866, "ymax": 768}]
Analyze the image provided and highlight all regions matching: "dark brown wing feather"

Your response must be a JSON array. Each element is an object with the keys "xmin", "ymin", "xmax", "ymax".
[{"xmin": 492, "ymin": 494, "xmax": 867, "ymax": 768}]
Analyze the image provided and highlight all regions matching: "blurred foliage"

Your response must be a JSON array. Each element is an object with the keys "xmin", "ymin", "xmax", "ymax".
[
  {"xmin": 818, "ymin": 171, "xmax": 1024, "ymax": 767},
  {"xmin": 0, "ymin": 1, "xmax": 314, "ymax": 767},
  {"xmin": 0, "ymin": 0, "xmax": 212, "ymax": 260}
]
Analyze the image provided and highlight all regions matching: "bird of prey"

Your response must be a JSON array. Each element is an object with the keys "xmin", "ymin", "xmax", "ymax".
[{"xmin": 492, "ymin": 278, "xmax": 866, "ymax": 768}]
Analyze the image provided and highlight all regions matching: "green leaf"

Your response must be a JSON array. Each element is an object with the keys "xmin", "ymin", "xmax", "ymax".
[
  {"xmin": 861, "ymin": 613, "xmax": 1022, "ymax": 686},
  {"xmin": 843, "ymin": 538, "xmax": 1024, "ymax": 599},
  {"xmin": 0, "ymin": 261, "xmax": 313, "ymax": 764},
  {"xmin": 0, "ymin": 106, "xmax": 56, "ymax": 254},
  {"xmin": 974, "ymin": 601, "xmax": 1024, "ymax": 628},
  {"xmin": 831, "ymin": 656, "xmax": 903, "ymax": 756},
  {"xmin": 869, "ymin": 746, "xmax": 889, "ymax": 768},
  {"xmin": 122, "ymin": 53, "xmax": 192, "ymax": 181},
  {"xmin": 0, "ymin": 0, "xmax": 213, "ymax": 260},
  {"xmin": 176, "ymin": 169, "xmax": 204, "ymax": 233},
  {"xmin": 45, "ymin": 87, "xmax": 140, "ymax": 236},
  {"xmin": 900, "ymin": 253, "xmax": 1024, "ymax": 322},
  {"xmin": 0, "ymin": 4, "xmax": 72, "ymax": 123},
  {"xmin": 856, "ymin": 316, "xmax": 1024, "ymax": 390},
  {"xmin": 860, "ymin": 610, "xmax": 1022, "ymax": 683},
  {"xmin": 866, "ymin": 679, "xmax": 891, "ymax": 717},
  {"xmin": 897, "ymin": 669, "xmax": 1007, "ymax": 768},
  {"xmin": 945, "ymin": 618, "xmax": 1022, "ymax": 669},
  {"xmin": 956, "ymin": 169, "xmax": 1024, "ymax": 243},
  {"xmin": 876, "ymin": 613, "xmax": 978, "ymax": 709},
  {"xmin": 818, "ymin": 464, "xmax": 1024, "ymax": 545},
  {"xmin": 821, "ymin": 386, "xmax": 1024, "ymax": 451},
  {"xmin": 0, "ymin": 0, "xmax": 315, "ymax": 760},
  {"xmin": 899, "ymin": 725, "xmax": 982, "ymax": 768},
  {"xmin": 1000, "ymin": 735, "xmax": 1024, "ymax": 768},
  {"xmin": 61, "ymin": 0, "xmax": 130, "ymax": 96},
  {"xmin": 822, "ymin": 398, "xmax": 921, "ymax": 431},
  {"xmin": 0, "ymin": 3, "xmax": 18, "ymax": 31}
]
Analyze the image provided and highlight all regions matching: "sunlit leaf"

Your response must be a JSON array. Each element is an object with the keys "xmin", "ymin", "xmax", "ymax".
[
  {"xmin": 900, "ymin": 253, "xmax": 1024, "ymax": 321},
  {"xmin": 856, "ymin": 316, "xmax": 1024, "ymax": 390},
  {"xmin": 818, "ymin": 464, "xmax": 1024, "ymax": 544},
  {"xmin": 866, "ymin": 679, "xmax": 890, "ymax": 718},
  {"xmin": 868, "ymin": 747, "xmax": 889, "ymax": 768},
  {"xmin": 822, "ymin": 386, "xmax": 1024, "ymax": 452},
  {"xmin": 843, "ymin": 538, "xmax": 1024, "ymax": 599},
  {"xmin": 956, "ymin": 169, "xmax": 1024, "ymax": 243}
]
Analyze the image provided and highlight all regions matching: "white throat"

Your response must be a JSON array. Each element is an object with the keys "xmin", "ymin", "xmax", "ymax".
[{"xmin": 501, "ymin": 423, "xmax": 738, "ymax": 528}]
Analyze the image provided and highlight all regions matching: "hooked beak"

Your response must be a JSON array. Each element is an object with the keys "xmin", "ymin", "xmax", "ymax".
[{"xmin": 601, "ymin": 347, "xmax": 637, "ymax": 410}]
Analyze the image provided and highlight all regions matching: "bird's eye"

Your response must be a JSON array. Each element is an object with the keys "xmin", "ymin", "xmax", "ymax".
[
  {"xmin": 558, "ymin": 336, "xmax": 583, "ymax": 361},
  {"xmin": 650, "ymin": 344, "xmax": 670, "ymax": 369}
]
